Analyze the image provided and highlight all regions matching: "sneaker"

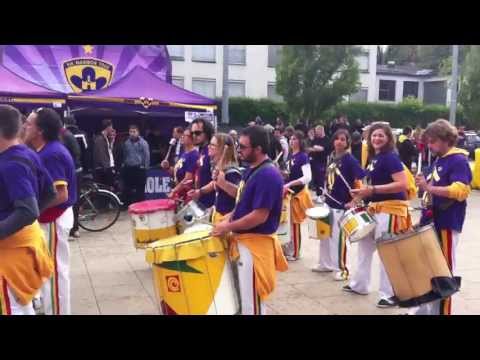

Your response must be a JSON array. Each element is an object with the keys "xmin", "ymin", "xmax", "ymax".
[
  {"xmin": 333, "ymin": 271, "xmax": 348, "ymax": 281},
  {"xmin": 311, "ymin": 265, "xmax": 333, "ymax": 273},
  {"xmin": 342, "ymin": 285, "xmax": 367, "ymax": 295},
  {"xmin": 376, "ymin": 298, "xmax": 397, "ymax": 308},
  {"xmin": 72, "ymin": 230, "xmax": 80, "ymax": 238},
  {"xmin": 286, "ymin": 255, "xmax": 298, "ymax": 262}
]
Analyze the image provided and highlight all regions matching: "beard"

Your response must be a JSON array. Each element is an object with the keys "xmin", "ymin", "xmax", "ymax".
[{"xmin": 241, "ymin": 152, "xmax": 256, "ymax": 164}]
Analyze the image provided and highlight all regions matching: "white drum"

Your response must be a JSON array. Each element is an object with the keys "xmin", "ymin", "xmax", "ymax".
[{"xmin": 175, "ymin": 200, "xmax": 210, "ymax": 233}]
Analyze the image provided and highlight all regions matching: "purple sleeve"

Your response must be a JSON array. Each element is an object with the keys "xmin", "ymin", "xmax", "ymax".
[
  {"xmin": 251, "ymin": 170, "xmax": 279, "ymax": 210},
  {"xmin": 449, "ymin": 157, "xmax": 473, "ymax": 184},
  {"xmin": 5, "ymin": 163, "xmax": 36, "ymax": 202},
  {"xmin": 385, "ymin": 153, "xmax": 404, "ymax": 175},
  {"xmin": 349, "ymin": 155, "xmax": 366, "ymax": 180},
  {"xmin": 183, "ymin": 152, "xmax": 199, "ymax": 174},
  {"xmin": 43, "ymin": 154, "xmax": 68, "ymax": 184}
]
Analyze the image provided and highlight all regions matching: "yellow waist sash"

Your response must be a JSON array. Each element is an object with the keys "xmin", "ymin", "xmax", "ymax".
[
  {"xmin": 0, "ymin": 221, "xmax": 54, "ymax": 305},
  {"xmin": 229, "ymin": 233, "xmax": 288, "ymax": 301},
  {"xmin": 368, "ymin": 200, "xmax": 412, "ymax": 233},
  {"xmin": 291, "ymin": 187, "xmax": 314, "ymax": 224}
]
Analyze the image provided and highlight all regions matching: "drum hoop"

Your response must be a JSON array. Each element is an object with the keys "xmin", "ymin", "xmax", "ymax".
[
  {"xmin": 376, "ymin": 224, "xmax": 435, "ymax": 245},
  {"xmin": 149, "ymin": 233, "xmax": 212, "ymax": 250}
]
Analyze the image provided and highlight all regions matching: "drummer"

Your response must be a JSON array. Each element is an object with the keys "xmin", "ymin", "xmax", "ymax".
[
  {"xmin": 312, "ymin": 129, "xmax": 366, "ymax": 281},
  {"xmin": 212, "ymin": 125, "xmax": 288, "ymax": 315},
  {"xmin": 162, "ymin": 127, "xmax": 199, "ymax": 200},
  {"xmin": 282, "ymin": 130, "xmax": 314, "ymax": 261},
  {"xmin": 414, "ymin": 119, "xmax": 472, "ymax": 315},
  {"xmin": 188, "ymin": 133, "xmax": 242, "ymax": 224},
  {"xmin": 343, "ymin": 122, "xmax": 412, "ymax": 309}
]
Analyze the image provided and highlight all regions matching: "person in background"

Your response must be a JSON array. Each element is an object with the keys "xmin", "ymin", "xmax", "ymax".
[
  {"xmin": 229, "ymin": 129, "xmax": 239, "ymax": 150},
  {"xmin": 146, "ymin": 125, "xmax": 166, "ymax": 166},
  {"xmin": 60, "ymin": 118, "xmax": 82, "ymax": 239},
  {"xmin": 274, "ymin": 127, "xmax": 289, "ymax": 168},
  {"xmin": 93, "ymin": 119, "xmax": 116, "ymax": 189},
  {"xmin": 353, "ymin": 118, "xmax": 364, "ymax": 134},
  {"xmin": 397, "ymin": 126, "xmax": 418, "ymax": 171},
  {"xmin": 308, "ymin": 125, "xmax": 330, "ymax": 196},
  {"xmin": 275, "ymin": 117, "xmax": 285, "ymax": 129},
  {"xmin": 351, "ymin": 131, "xmax": 363, "ymax": 164},
  {"xmin": 294, "ymin": 121, "xmax": 308, "ymax": 136},
  {"xmin": 284, "ymin": 126, "xmax": 295, "ymax": 142},
  {"xmin": 457, "ymin": 126, "xmax": 466, "ymax": 149},
  {"xmin": 168, "ymin": 126, "xmax": 184, "ymax": 165},
  {"xmin": 121, "ymin": 124, "xmax": 150, "ymax": 206},
  {"xmin": 0, "ymin": 105, "xmax": 55, "ymax": 315},
  {"xmin": 24, "ymin": 107, "xmax": 77, "ymax": 315}
]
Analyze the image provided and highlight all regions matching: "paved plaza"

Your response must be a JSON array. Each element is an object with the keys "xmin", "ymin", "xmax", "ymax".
[{"xmin": 71, "ymin": 191, "xmax": 480, "ymax": 315}]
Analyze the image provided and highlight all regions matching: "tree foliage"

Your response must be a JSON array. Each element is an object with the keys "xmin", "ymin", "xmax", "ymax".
[
  {"xmin": 459, "ymin": 45, "xmax": 480, "ymax": 128},
  {"xmin": 275, "ymin": 45, "xmax": 361, "ymax": 125}
]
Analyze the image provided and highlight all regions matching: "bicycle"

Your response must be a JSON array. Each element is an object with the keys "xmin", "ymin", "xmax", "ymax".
[{"xmin": 78, "ymin": 174, "xmax": 123, "ymax": 232}]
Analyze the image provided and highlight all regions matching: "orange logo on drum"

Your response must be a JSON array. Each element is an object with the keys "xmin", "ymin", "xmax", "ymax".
[{"xmin": 166, "ymin": 275, "xmax": 181, "ymax": 292}]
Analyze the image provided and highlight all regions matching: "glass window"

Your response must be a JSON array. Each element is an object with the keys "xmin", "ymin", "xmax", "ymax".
[
  {"xmin": 167, "ymin": 45, "xmax": 184, "ymax": 61},
  {"xmin": 268, "ymin": 45, "xmax": 282, "ymax": 67},
  {"xmin": 350, "ymin": 88, "xmax": 368, "ymax": 102},
  {"xmin": 192, "ymin": 78, "xmax": 216, "ymax": 98},
  {"xmin": 403, "ymin": 81, "xmax": 419, "ymax": 98},
  {"xmin": 357, "ymin": 54, "xmax": 369, "ymax": 71},
  {"xmin": 228, "ymin": 45, "xmax": 246, "ymax": 65},
  {"xmin": 379, "ymin": 80, "xmax": 396, "ymax": 101},
  {"xmin": 192, "ymin": 45, "xmax": 216, "ymax": 63},
  {"xmin": 267, "ymin": 82, "xmax": 283, "ymax": 101},
  {"xmin": 172, "ymin": 76, "xmax": 184, "ymax": 88},
  {"xmin": 228, "ymin": 80, "xmax": 246, "ymax": 97}
]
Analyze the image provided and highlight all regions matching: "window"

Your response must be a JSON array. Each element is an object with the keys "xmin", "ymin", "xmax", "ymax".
[
  {"xmin": 268, "ymin": 45, "xmax": 282, "ymax": 67},
  {"xmin": 192, "ymin": 78, "xmax": 216, "ymax": 98},
  {"xmin": 350, "ymin": 88, "xmax": 368, "ymax": 103},
  {"xmin": 192, "ymin": 45, "xmax": 216, "ymax": 63},
  {"xmin": 267, "ymin": 82, "xmax": 283, "ymax": 102},
  {"xmin": 172, "ymin": 76, "xmax": 184, "ymax": 88},
  {"xmin": 228, "ymin": 45, "xmax": 246, "ymax": 65},
  {"xmin": 403, "ymin": 81, "xmax": 419, "ymax": 98},
  {"xmin": 167, "ymin": 45, "xmax": 184, "ymax": 61},
  {"xmin": 379, "ymin": 80, "xmax": 396, "ymax": 101},
  {"xmin": 357, "ymin": 55, "xmax": 369, "ymax": 72},
  {"xmin": 228, "ymin": 80, "xmax": 246, "ymax": 97}
]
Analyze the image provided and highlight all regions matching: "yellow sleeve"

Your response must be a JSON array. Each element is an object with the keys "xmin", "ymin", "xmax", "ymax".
[
  {"xmin": 447, "ymin": 182, "xmax": 471, "ymax": 202},
  {"xmin": 53, "ymin": 180, "xmax": 68, "ymax": 187}
]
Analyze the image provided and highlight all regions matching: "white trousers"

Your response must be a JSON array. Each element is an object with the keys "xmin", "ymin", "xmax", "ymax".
[
  {"xmin": 317, "ymin": 209, "xmax": 348, "ymax": 273},
  {"xmin": 283, "ymin": 221, "xmax": 309, "ymax": 259},
  {"xmin": 347, "ymin": 213, "xmax": 394, "ymax": 300},
  {"xmin": 0, "ymin": 280, "xmax": 35, "ymax": 315},
  {"xmin": 40, "ymin": 207, "xmax": 73, "ymax": 315},
  {"xmin": 236, "ymin": 242, "xmax": 267, "ymax": 315},
  {"xmin": 410, "ymin": 229, "xmax": 460, "ymax": 315}
]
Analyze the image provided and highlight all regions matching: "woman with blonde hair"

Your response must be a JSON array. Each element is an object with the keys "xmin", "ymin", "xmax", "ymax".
[{"xmin": 189, "ymin": 133, "xmax": 242, "ymax": 223}]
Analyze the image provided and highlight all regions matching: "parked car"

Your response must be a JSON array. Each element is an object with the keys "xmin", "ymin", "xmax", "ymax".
[{"xmin": 464, "ymin": 132, "xmax": 480, "ymax": 159}]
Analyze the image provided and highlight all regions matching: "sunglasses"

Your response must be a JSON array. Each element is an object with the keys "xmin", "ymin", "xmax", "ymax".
[
  {"xmin": 192, "ymin": 130, "xmax": 204, "ymax": 136},
  {"xmin": 238, "ymin": 143, "xmax": 252, "ymax": 150}
]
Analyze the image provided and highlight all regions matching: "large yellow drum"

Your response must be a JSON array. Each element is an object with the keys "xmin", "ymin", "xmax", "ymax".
[
  {"xmin": 277, "ymin": 195, "xmax": 291, "ymax": 245},
  {"xmin": 129, "ymin": 199, "xmax": 177, "ymax": 249},
  {"xmin": 145, "ymin": 230, "xmax": 239, "ymax": 315}
]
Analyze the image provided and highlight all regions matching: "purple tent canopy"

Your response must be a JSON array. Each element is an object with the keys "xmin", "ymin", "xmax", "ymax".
[
  {"xmin": 67, "ymin": 66, "xmax": 216, "ymax": 112},
  {"xmin": 1, "ymin": 45, "xmax": 172, "ymax": 93}
]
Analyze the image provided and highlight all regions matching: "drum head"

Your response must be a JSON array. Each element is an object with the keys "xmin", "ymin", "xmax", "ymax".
[
  {"xmin": 184, "ymin": 224, "xmax": 213, "ymax": 234},
  {"xmin": 306, "ymin": 205, "xmax": 330, "ymax": 219}
]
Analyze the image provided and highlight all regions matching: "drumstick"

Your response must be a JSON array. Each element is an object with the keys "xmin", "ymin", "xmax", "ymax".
[
  {"xmin": 163, "ymin": 138, "xmax": 177, "ymax": 162},
  {"xmin": 335, "ymin": 167, "xmax": 352, "ymax": 192},
  {"xmin": 417, "ymin": 152, "xmax": 422, "ymax": 175},
  {"xmin": 274, "ymin": 151, "xmax": 283, "ymax": 164}
]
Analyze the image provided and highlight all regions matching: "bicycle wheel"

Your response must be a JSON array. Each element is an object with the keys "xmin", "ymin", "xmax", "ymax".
[{"xmin": 78, "ymin": 191, "xmax": 121, "ymax": 232}]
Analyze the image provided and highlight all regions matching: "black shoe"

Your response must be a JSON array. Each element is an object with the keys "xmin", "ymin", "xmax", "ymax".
[
  {"xmin": 342, "ymin": 285, "xmax": 367, "ymax": 295},
  {"xmin": 376, "ymin": 298, "xmax": 397, "ymax": 308}
]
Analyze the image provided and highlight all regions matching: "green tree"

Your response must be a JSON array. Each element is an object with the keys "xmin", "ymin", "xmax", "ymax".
[
  {"xmin": 275, "ymin": 45, "xmax": 360, "ymax": 125},
  {"xmin": 459, "ymin": 45, "xmax": 480, "ymax": 128}
]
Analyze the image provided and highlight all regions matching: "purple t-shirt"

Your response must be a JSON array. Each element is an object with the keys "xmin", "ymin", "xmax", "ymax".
[
  {"xmin": 325, "ymin": 153, "xmax": 366, "ymax": 209},
  {"xmin": 38, "ymin": 140, "xmax": 77, "ymax": 209},
  {"xmin": 365, "ymin": 151, "xmax": 406, "ymax": 203},
  {"xmin": 215, "ymin": 168, "xmax": 242, "ymax": 215},
  {"xmin": 0, "ymin": 144, "xmax": 53, "ymax": 221},
  {"xmin": 430, "ymin": 151, "xmax": 472, "ymax": 232},
  {"xmin": 232, "ymin": 161, "xmax": 284, "ymax": 234},
  {"xmin": 197, "ymin": 145, "xmax": 215, "ymax": 208},
  {"xmin": 174, "ymin": 149, "xmax": 199, "ymax": 184},
  {"xmin": 288, "ymin": 151, "xmax": 310, "ymax": 194}
]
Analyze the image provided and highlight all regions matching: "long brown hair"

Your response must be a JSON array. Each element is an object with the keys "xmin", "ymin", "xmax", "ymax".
[
  {"xmin": 366, "ymin": 122, "xmax": 396, "ymax": 159},
  {"xmin": 212, "ymin": 132, "xmax": 238, "ymax": 169}
]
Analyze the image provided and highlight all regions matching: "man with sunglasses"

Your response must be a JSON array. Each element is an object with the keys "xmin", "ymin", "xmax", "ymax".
[
  {"xmin": 212, "ymin": 125, "xmax": 288, "ymax": 315},
  {"xmin": 24, "ymin": 108, "xmax": 76, "ymax": 315},
  {"xmin": 191, "ymin": 118, "xmax": 215, "ymax": 209}
]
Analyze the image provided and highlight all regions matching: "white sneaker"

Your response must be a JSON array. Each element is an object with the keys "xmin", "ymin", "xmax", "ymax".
[
  {"xmin": 286, "ymin": 255, "xmax": 299, "ymax": 262},
  {"xmin": 311, "ymin": 264, "xmax": 333, "ymax": 273},
  {"xmin": 333, "ymin": 271, "xmax": 348, "ymax": 281}
]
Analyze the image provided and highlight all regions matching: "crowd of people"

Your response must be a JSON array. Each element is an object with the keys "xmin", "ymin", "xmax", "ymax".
[{"xmin": 0, "ymin": 103, "xmax": 473, "ymax": 315}]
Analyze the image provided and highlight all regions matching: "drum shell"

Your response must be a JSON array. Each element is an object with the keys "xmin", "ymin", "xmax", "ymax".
[
  {"xmin": 338, "ymin": 207, "xmax": 376, "ymax": 243},
  {"xmin": 377, "ymin": 225, "xmax": 458, "ymax": 307},
  {"xmin": 146, "ymin": 231, "xmax": 239, "ymax": 315}
]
